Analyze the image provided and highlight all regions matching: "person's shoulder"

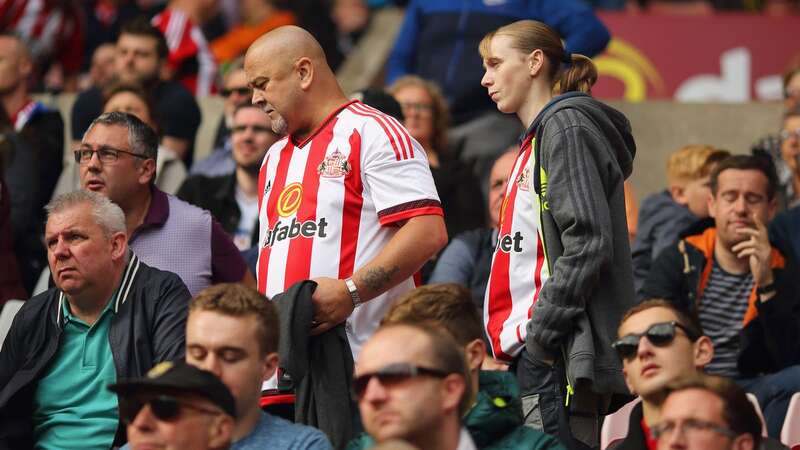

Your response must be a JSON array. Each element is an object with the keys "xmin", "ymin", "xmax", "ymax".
[
  {"xmin": 156, "ymin": 81, "xmax": 197, "ymax": 102},
  {"xmin": 15, "ymin": 289, "xmax": 59, "ymax": 322},
  {"xmin": 248, "ymin": 413, "xmax": 332, "ymax": 449},
  {"xmin": 127, "ymin": 255, "xmax": 188, "ymax": 292},
  {"xmin": 73, "ymin": 86, "xmax": 103, "ymax": 107}
]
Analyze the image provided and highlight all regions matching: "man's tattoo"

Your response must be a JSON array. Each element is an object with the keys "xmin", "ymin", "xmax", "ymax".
[{"xmin": 362, "ymin": 265, "xmax": 400, "ymax": 292}]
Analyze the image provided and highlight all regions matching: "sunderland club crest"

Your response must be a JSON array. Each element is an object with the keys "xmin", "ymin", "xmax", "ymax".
[
  {"xmin": 317, "ymin": 149, "xmax": 351, "ymax": 178},
  {"xmin": 516, "ymin": 166, "xmax": 530, "ymax": 192}
]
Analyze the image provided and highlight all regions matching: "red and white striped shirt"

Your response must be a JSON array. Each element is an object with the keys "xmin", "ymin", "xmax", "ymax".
[
  {"xmin": 152, "ymin": 8, "xmax": 217, "ymax": 96},
  {"xmin": 256, "ymin": 100, "xmax": 442, "ymax": 355},
  {"xmin": 484, "ymin": 135, "xmax": 549, "ymax": 361}
]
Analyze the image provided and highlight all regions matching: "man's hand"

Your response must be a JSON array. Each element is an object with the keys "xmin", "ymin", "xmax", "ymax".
[
  {"xmin": 309, "ymin": 277, "xmax": 354, "ymax": 335},
  {"xmin": 732, "ymin": 213, "xmax": 774, "ymax": 288}
]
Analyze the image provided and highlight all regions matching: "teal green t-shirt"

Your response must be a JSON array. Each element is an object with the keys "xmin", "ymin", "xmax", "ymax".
[{"xmin": 32, "ymin": 294, "xmax": 119, "ymax": 450}]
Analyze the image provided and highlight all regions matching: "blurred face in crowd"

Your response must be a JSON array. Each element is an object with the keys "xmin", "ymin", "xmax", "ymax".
[
  {"xmin": 115, "ymin": 33, "xmax": 161, "ymax": 85},
  {"xmin": 45, "ymin": 202, "xmax": 126, "ymax": 299},
  {"xmin": 0, "ymin": 36, "xmax": 31, "ymax": 95},
  {"xmin": 709, "ymin": 169, "xmax": 775, "ymax": 250},
  {"xmin": 231, "ymin": 106, "xmax": 280, "ymax": 173},
  {"xmin": 90, "ymin": 44, "xmax": 117, "ymax": 88},
  {"xmin": 332, "ymin": 0, "xmax": 370, "ymax": 35},
  {"xmin": 656, "ymin": 389, "xmax": 754, "ymax": 450},
  {"xmin": 222, "ymin": 69, "xmax": 252, "ymax": 122},
  {"xmin": 785, "ymin": 72, "xmax": 800, "ymax": 111},
  {"xmin": 488, "ymin": 151, "xmax": 517, "ymax": 228},
  {"xmin": 103, "ymin": 91, "xmax": 155, "ymax": 129},
  {"xmin": 355, "ymin": 326, "xmax": 464, "ymax": 446},
  {"xmin": 79, "ymin": 123, "xmax": 155, "ymax": 208},
  {"xmin": 674, "ymin": 175, "xmax": 713, "ymax": 218},
  {"xmin": 481, "ymin": 34, "xmax": 536, "ymax": 115},
  {"xmin": 125, "ymin": 391, "xmax": 234, "ymax": 450},
  {"xmin": 393, "ymin": 85, "xmax": 435, "ymax": 150},
  {"xmin": 780, "ymin": 114, "xmax": 800, "ymax": 176},
  {"xmin": 186, "ymin": 309, "xmax": 278, "ymax": 428},
  {"xmin": 618, "ymin": 306, "xmax": 712, "ymax": 401}
]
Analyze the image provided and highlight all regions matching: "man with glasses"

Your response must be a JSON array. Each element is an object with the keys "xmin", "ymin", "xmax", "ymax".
[
  {"xmin": 350, "ymin": 322, "xmax": 475, "ymax": 450},
  {"xmin": 110, "ymin": 360, "xmax": 236, "ymax": 450},
  {"xmin": 611, "ymin": 299, "xmax": 714, "ymax": 450},
  {"xmin": 770, "ymin": 108, "xmax": 800, "ymax": 265},
  {"xmin": 78, "ymin": 111, "xmax": 253, "ymax": 296},
  {"xmin": 0, "ymin": 190, "xmax": 190, "ymax": 449},
  {"xmin": 653, "ymin": 375, "xmax": 761, "ymax": 450},
  {"xmin": 642, "ymin": 155, "xmax": 800, "ymax": 437}
]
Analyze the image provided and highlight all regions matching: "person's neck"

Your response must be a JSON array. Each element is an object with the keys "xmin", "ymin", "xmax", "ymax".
[
  {"xmin": 2, "ymin": 86, "xmax": 29, "ymax": 120},
  {"xmin": 292, "ymin": 91, "xmax": 349, "ymax": 143},
  {"xmin": 640, "ymin": 397, "xmax": 662, "ymax": 428},
  {"xmin": 517, "ymin": 83, "xmax": 553, "ymax": 130},
  {"xmin": 122, "ymin": 189, "xmax": 153, "ymax": 237},
  {"xmin": 235, "ymin": 166, "xmax": 259, "ymax": 198},
  {"xmin": 66, "ymin": 268, "xmax": 124, "ymax": 325},
  {"xmin": 411, "ymin": 418, "xmax": 461, "ymax": 450},
  {"xmin": 422, "ymin": 141, "xmax": 439, "ymax": 168},
  {"xmin": 470, "ymin": 369, "xmax": 480, "ymax": 406},
  {"xmin": 713, "ymin": 235, "xmax": 750, "ymax": 275},
  {"xmin": 233, "ymin": 405, "xmax": 263, "ymax": 442}
]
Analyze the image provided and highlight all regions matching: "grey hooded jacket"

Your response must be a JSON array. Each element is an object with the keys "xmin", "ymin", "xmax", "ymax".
[{"xmin": 524, "ymin": 92, "xmax": 636, "ymax": 398}]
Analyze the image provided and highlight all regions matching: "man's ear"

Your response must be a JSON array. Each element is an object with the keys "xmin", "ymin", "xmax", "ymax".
[
  {"xmin": 670, "ymin": 185, "xmax": 687, "ymax": 206},
  {"xmin": 207, "ymin": 414, "xmax": 235, "ymax": 449},
  {"xmin": 527, "ymin": 49, "xmax": 545, "ymax": 78},
  {"xmin": 441, "ymin": 373, "xmax": 467, "ymax": 413},
  {"xmin": 110, "ymin": 231, "xmax": 128, "ymax": 262},
  {"xmin": 261, "ymin": 352, "xmax": 279, "ymax": 382},
  {"xmin": 731, "ymin": 432, "xmax": 755, "ymax": 450},
  {"xmin": 693, "ymin": 336, "xmax": 714, "ymax": 369},
  {"xmin": 137, "ymin": 158, "xmax": 156, "ymax": 186},
  {"xmin": 464, "ymin": 339, "xmax": 486, "ymax": 372},
  {"xmin": 296, "ymin": 57, "xmax": 314, "ymax": 90}
]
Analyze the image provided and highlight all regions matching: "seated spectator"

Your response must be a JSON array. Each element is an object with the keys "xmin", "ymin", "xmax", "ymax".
[
  {"xmin": 71, "ymin": 16, "xmax": 202, "ymax": 165},
  {"xmin": 110, "ymin": 360, "xmax": 236, "ymax": 450},
  {"xmin": 331, "ymin": 0, "xmax": 371, "ymax": 57},
  {"xmin": 641, "ymin": 154, "xmax": 800, "ymax": 437},
  {"xmin": 185, "ymin": 283, "xmax": 332, "ymax": 449},
  {"xmin": 611, "ymin": 299, "xmax": 714, "ymax": 449},
  {"xmin": 0, "ymin": 190, "xmax": 190, "ymax": 448},
  {"xmin": 0, "ymin": 33, "xmax": 65, "ymax": 292},
  {"xmin": 388, "ymin": 75, "xmax": 486, "ymax": 240},
  {"xmin": 151, "ymin": 0, "xmax": 219, "ymax": 96},
  {"xmin": 653, "ymin": 375, "xmax": 762, "ymax": 450},
  {"xmin": 179, "ymin": 105, "xmax": 281, "ymax": 251},
  {"xmin": 84, "ymin": 43, "xmax": 118, "ymax": 90},
  {"xmin": 769, "ymin": 203, "xmax": 800, "ymax": 265},
  {"xmin": 351, "ymin": 283, "xmax": 565, "ymax": 450},
  {"xmin": 191, "ymin": 61, "xmax": 252, "ymax": 178},
  {"xmin": 429, "ymin": 149, "xmax": 516, "ymax": 309},
  {"xmin": 210, "ymin": 1, "xmax": 296, "ymax": 66},
  {"xmin": 350, "ymin": 322, "xmax": 474, "ymax": 450},
  {"xmin": 775, "ymin": 107, "xmax": 800, "ymax": 209},
  {"xmin": 632, "ymin": 145, "xmax": 730, "ymax": 294},
  {"xmin": 752, "ymin": 62, "xmax": 800, "ymax": 212},
  {"xmin": 77, "ymin": 111, "xmax": 253, "ymax": 296}
]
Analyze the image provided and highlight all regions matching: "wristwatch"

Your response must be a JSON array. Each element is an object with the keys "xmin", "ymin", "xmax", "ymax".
[{"xmin": 345, "ymin": 278, "xmax": 363, "ymax": 308}]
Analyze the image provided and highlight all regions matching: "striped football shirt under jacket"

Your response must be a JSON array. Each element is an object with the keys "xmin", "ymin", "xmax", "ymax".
[
  {"xmin": 698, "ymin": 260, "xmax": 753, "ymax": 378},
  {"xmin": 484, "ymin": 135, "xmax": 549, "ymax": 361},
  {"xmin": 256, "ymin": 100, "xmax": 442, "ymax": 357}
]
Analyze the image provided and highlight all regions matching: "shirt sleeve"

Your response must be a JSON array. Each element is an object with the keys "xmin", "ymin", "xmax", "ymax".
[
  {"xmin": 210, "ymin": 218, "xmax": 248, "ymax": 282},
  {"xmin": 361, "ymin": 118, "xmax": 443, "ymax": 226}
]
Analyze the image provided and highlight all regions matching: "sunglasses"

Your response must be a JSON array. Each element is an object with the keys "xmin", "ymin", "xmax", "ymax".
[
  {"xmin": 221, "ymin": 87, "xmax": 252, "ymax": 98},
  {"xmin": 351, "ymin": 363, "xmax": 450, "ymax": 400},
  {"xmin": 119, "ymin": 394, "xmax": 221, "ymax": 423},
  {"xmin": 612, "ymin": 321, "xmax": 698, "ymax": 360}
]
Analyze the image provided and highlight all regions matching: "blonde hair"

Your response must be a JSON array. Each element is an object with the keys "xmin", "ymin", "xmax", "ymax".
[
  {"xmin": 479, "ymin": 20, "xmax": 597, "ymax": 95},
  {"xmin": 666, "ymin": 145, "xmax": 730, "ymax": 186},
  {"xmin": 388, "ymin": 75, "xmax": 450, "ymax": 154}
]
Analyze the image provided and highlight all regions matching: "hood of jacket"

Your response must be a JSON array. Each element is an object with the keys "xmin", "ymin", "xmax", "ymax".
[
  {"xmin": 465, "ymin": 371, "xmax": 525, "ymax": 447},
  {"xmin": 525, "ymin": 92, "xmax": 635, "ymax": 179}
]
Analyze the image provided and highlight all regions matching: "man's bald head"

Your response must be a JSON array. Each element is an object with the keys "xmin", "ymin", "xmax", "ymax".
[{"xmin": 246, "ymin": 26, "xmax": 327, "ymax": 69}]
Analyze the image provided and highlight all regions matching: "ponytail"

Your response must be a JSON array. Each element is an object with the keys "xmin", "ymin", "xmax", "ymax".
[{"xmin": 553, "ymin": 53, "xmax": 597, "ymax": 95}]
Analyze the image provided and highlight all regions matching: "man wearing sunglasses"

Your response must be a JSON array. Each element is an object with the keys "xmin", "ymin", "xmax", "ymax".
[
  {"xmin": 653, "ymin": 375, "xmax": 761, "ymax": 450},
  {"xmin": 641, "ymin": 155, "xmax": 800, "ymax": 438},
  {"xmin": 611, "ymin": 299, "xmax": 713, "ymax": 450},
  {"xmin": 78, "ymin": 111, "xmax": 254, "ymax": 297},
  {"xmin": 0, "ymin": 191, "xmax": 190, "ymax": 449},
  {"xmin": 110, "ymin": 360, "xmax": 236, "ymax": 450},
  {"xmin": 352, "ymin": 323, "xmax": 474, "ymax": 450}
]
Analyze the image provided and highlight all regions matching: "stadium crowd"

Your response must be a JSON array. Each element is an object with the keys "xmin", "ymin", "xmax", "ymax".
[{"xmin": 1, "ymin": 1, "xmax": 800, "ymax": 450}]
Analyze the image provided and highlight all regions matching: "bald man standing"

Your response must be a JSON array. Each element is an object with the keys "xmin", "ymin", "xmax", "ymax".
[{"xmin": 244, "ymin": 26, "xmax": 447, "ymax": 356}]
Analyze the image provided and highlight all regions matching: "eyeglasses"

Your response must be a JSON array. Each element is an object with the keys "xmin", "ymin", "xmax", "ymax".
[
  {"xmin": 351, "ymin": 362, "xmax": 450, "ymax": 400},
  {"xmin": 119, "ymin": 394, "xmax": 221, "ymax": 423},
  {"xmin": 221, "ymin": 87, "xmax": 252, "ymax": 98},
  {"xmin": 780, "ymin": 128, "xmax": 800, "ymax": 141},
  {"xmin": 611, "ymin": 321, "xmax": 698, "ymax": 361},
  {"xmin": 651, "ymin": 418, "xmax": 738, "ymax": 440},
  {"xmin": 399, "ymin": 102, "xmax": 434, "ymax": 115},
  {"xmin": 231, "ymin": 124, "xmax": 274, "ymax": 134},
  {"xmin": 74, "ymin": 147, "xmax": 149, "ymax": 164}
]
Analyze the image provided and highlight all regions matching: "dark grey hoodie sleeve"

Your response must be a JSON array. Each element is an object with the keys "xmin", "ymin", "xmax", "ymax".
[{"xmin": 527, "ymin": 111, "xmax": 616, "ymax": 355}]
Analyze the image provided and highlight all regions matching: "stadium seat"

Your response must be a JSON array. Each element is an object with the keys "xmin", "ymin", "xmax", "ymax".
[
  {"xmin": 746, "ymin": 393, "xmax": 768, "ymax": 437},
  {"xmin": 781, "ymin": 393, "xmax": 800, "ymax": 450},
  {"xmin": 0, "ymin": 300, "xmax": 24, "ymax": 350},
  {"xmin": 601, "ymin": 397, "xmax": 642, "ymax": 449}
]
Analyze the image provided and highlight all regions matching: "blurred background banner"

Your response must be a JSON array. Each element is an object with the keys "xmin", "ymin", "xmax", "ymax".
[{"xmin": 593, "ymin": 13, "xmax": 800, "ymax": 102}]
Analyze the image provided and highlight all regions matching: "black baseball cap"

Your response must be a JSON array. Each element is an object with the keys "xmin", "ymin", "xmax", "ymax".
[{"xmin": 108, "ymin": 360, "xmax": 237, "ymax": 418}]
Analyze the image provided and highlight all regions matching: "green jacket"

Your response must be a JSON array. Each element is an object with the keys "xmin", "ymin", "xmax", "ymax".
[{"xmin": 346, "ymin": 371, "xmax": 565, "ymax": 450}]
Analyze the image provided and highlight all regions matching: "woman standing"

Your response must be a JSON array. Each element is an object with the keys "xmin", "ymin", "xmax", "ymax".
[{"xmin": 479, "ymin": 20, "xmax": 636, "ymax": 448}]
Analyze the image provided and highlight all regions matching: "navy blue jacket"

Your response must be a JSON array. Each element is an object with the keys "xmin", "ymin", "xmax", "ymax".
[{"xmin": 386, "ymin": 0, "xmax": 610, "ymax": 124}]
